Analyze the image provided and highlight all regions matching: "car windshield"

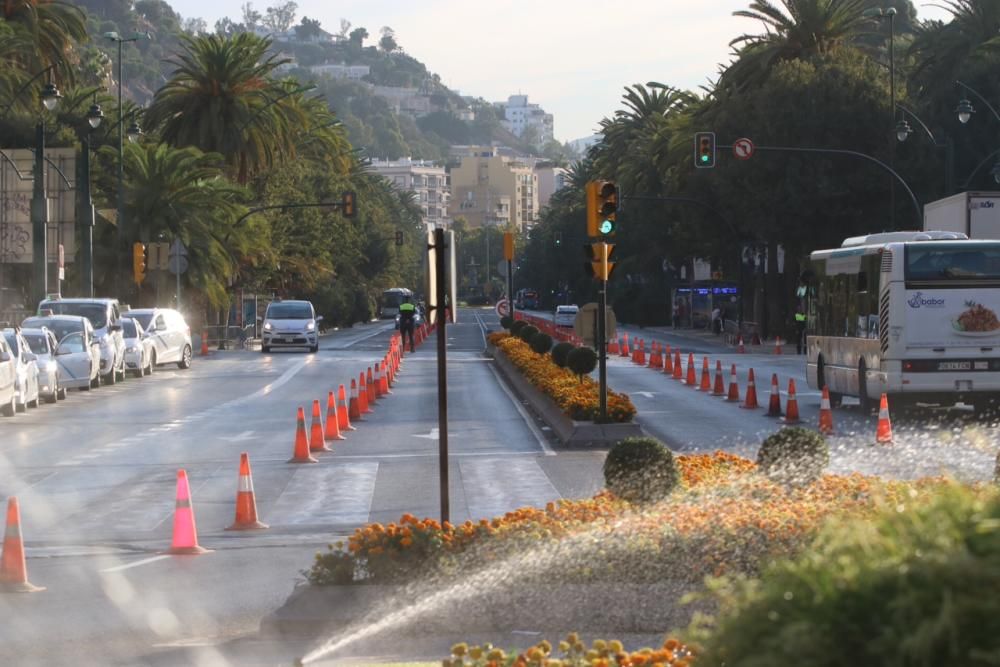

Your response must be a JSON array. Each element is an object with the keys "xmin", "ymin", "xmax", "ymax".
[
  {"xmin": 22, "ymin": 319, "xmax": 82, "ymax": 343},
  {"xmin": 2, "ymin": 332, "xmax": 18, "ymax": 355},
  {"xmin": 121, "ymin": 320, "xmax": 139, "ymax": 338},
  {"xmin": 42, "ymin": 302, "xmax": 108, "ymax": 329},
  {"xmin": 22, "ymin": 334, "xmax": 49, "ymax": 355},
  {"xmin": 267, "ymin": 303, "xmax": 313, "ymax": 319},
  {"xmin": 125, "ymin": 312, "xmax": 153, "ymax": 330}
]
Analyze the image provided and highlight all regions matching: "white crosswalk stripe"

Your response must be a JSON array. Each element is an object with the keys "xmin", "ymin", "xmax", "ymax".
[
  {"xmin": 267, "ymin": 463, "xmax": 378, "ymax": 526},
  {"xmin": 460, "ymin": 458, "xmax": 561, "ymax": 520}
]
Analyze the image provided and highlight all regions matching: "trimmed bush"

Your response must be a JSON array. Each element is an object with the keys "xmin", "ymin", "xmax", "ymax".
[
  {"xmin": 518, "ymin": 324, "xmax": 539, "ymax": 343},
  {"xmin": 551, "ymin": 342, "xmax": 575, "ymax": 368},
  {"xmin": 510, "ymin": 320, "xmax": 527, "ymax": 335},
  {"xmin": 500, "ymin": 315, "xmax": 514, "ymax": 329},
  {"xmin": 603, "ymin": 437, "xmax": 680, "ymax": 504},
  {"xmin": 756, "ymin": 426, "xmax": 829, "ymax": 486},
  {"xmin": 529, "ymin": 332, "xmax": 553, "ymax": 355},
  {"xmin": 567, "ymin": 346, "xmax": 598, "ymax": 379}
]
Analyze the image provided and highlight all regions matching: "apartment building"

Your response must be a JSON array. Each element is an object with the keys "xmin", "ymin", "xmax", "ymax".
[
  {"xmin": 497, "ymin": 94, "xmax": 554, "ymax": 145},
  {"xmin": 370, "ymin": 159, "xmax": 451, "ymax": 230},
  {"xmin": 308, "ymin": 63, "xmax": 370, "ymax": 81},
  {"xmin": 535, "ymin": 164, "xmax": 570, "ymax": 209},
  {"xmin": 448, "ymin": 152, "xmax": 538, "ymax": 231}
]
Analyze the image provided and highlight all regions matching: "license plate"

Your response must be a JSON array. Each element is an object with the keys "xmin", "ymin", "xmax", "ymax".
[{"xmin": 939, "ymin": 361, "xmax": 971, "ymax": 371}]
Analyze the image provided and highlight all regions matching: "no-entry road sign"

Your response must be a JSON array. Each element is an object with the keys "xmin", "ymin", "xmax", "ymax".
[{"xmin": 733, "ymin": 137, "xmax": 754, "ymax": 160}]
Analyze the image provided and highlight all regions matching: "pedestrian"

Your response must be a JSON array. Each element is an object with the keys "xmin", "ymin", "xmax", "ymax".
[
  {"xmin": 794, "ymin": 307, "xmax": 807, "ymax": 354},
  {"xmin": 672, "ymin": 302, "xmax": 680, "ymax": 328},
  {"xmin": 399, "ymin": 294, "xmax": 417, "ymax": 352},
  {"xmin": 711, "ymin": 305, "xmax": 722, "ymax": 335}
]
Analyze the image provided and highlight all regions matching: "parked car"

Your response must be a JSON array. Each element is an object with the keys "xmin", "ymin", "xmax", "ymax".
[
  {"xmin": 554, "ymin": 304, "xmax": 580, "ymax": 328},
  {"xmin": 0, "ymin": 335, "xmax": 16, "ymax": 416},
  {"xmin": 121, "ymin": 317, "xmax": 154, "ymax": 377},
  {"xmin": 37, "ymin": 297, "xmax": 126, "ymax": 384},
  {"xmin": 1, "ymin": 328, "xmax": 40, "ymax": 411},
  {"xmin": 20, "ymin": 327, "xmax": 65, "ymax": 402},
  {"xmin": 123, "ymin": 308, "xmax": 193, "ymax": 369},
  {"xmin": 21, "ymin": 315, "xmax": 100, "ymax": 390},
  {"xmin": 260, "ymin": 300, "xmax": 321, "ymax": 353}
]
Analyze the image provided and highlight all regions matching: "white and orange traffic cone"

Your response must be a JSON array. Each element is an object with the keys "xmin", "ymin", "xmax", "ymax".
[
  {"xmin": 663, "ymin": 345, "xmax": 673, "ymax": 375},
  {"xmin": 781, "ymin": 379, "xmax": 801, "ymax": 424},
  {"xmin": 774, "ymin": 337, "xmax": 783, "ymax": 355},
  {"xmin": 818, "ymin": 386, "xmax": 834, "ymax": 435},
  {"xmin": 876, "ymin": 393, "xmax": 893, "ymax": 444},
  {"xmin": 168, "ymin": 469, "xmax": 211, "ymax": 554},
  {"xmin": 226, "ymin": 453, "xmax": 268, "ymax": 531},
  {"xmin": 309, "ymin": 399, "xmax": 332, "ymax": 453},
  {"xmin": 366, "ymin": 367, "xmax": 377, "ymax": 404},
  {"xmin": 685, "ymin": 353, "xmax": 697, "ymax": 386},
  {"xmin": 726, "ymin": 364, "xmax": 740, "ymax": 402},
  {"xmin": 672, "ymin": 350, "xmax": 683, "ymax": 380},
  {"xmin": 325, "ymin": 391, "xmax": 346, "ymax": 441},
  {"xmin": 288, "ymin": 407, "xmax": 319, "ymax": 463},
  {"xmin": 699, "ymin": 357, "xmax": 712, "ymax": 392},
  {"xmin": 740, "ymin": 368, "xmax": 759, "ymax": 409},
  {"xmin": 0, "ymin": 497, "xmax": 44, "ymax": 592},
  {"xmin": 737, "ymin": 335, "xmax": 745, "ymax": 354},
  {"xmin": 712, "ymin": 360, "xmax": 725, "ymax": 396},
  {"xmin": 766, "ymin": 373, "xmax": 783, "ymax": 417},
  {"xmin": 338, "ymin": 384, "xmax": 356, "ymax": 431},
  {"xmin": 348, "ymin": 379, "xmax": 363, "ymax": 422},
  {"xmin": 359, "ymin": 372, "xmax": 372, "ymax": 414}
]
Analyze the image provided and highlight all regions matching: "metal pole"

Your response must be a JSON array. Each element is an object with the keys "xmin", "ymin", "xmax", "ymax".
[
  {"xmin": 81, "ymin": 132, "xmax": 94, "ymax": 297},
  {"xmin": 598, "ymin": 246, "xmax": 608, "ymax": 422},
  {"xmin": 434, "ymin": 228, "xmax": 450, "ymax": 523},
  {"xmin": 888, "ymin": 10, "xmax": 896, "ymax": 229},
  {"xmin": 507, "ymin": 259, "xmax": 514, "ymax": 319},
  {"xmin": 116, "ymin": 38, "xmax": 124, "ymax": 297},
  {"xmin": 31, "ymin": 121, "xmax": 47, "ymax": 306},
  {"xmin": 176, "ymin": 251, "xmax": 181, "ymax": 311}
]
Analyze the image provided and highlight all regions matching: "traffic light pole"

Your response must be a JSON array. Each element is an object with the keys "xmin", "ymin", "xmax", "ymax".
[
  {"xmin": 432, "ymin": 228, "xmax": 450, "ymax": 524},
  {"xmin": 598, "ymin": 275, "xmax": 608, "ymax": 422}
]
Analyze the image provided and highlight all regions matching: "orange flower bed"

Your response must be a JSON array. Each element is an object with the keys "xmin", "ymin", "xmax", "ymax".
[
  {"xmin": 310, "ymin": 452, "xmax": 953, "ymax": 585},
  {"xmin": 489, "ymin": 331, "xmax": 636, "ymax": 423},
  {"xmin": 445, "ymin": 635, "xmax": 695, "ymax": 667}
]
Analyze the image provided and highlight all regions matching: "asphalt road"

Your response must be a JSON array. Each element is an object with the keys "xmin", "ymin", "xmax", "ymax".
[{"xmin": 0, "ymin": 308, "xmax": 606, "ymax": 666}]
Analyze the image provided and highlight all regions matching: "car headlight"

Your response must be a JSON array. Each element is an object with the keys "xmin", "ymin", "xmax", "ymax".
[
  {"xmin": 306, "ymin": 321, "xmax": 315, "ymax": 331},
  {"xmin": 263, "ymin": 321, "xmax": 272, "ymax": 331},
  {"xmin": 126, "ymin": 346, "xmax": 139, "ymax": 353}
]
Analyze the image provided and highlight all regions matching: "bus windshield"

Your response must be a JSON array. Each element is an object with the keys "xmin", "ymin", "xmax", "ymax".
[{"xmin": 906, "ymin": 243, "xmax": 1000, "ymax": 282}]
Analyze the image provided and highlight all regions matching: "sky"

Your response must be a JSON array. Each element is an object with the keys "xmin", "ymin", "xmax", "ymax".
[{"xmin": 161, "ymin": 1, "xmax": 952, "ymax": 143}]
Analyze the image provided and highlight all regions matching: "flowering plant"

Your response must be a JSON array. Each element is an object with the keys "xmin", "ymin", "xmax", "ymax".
[{"xmin": 445, "ymin": 635, "xmax": 695, "ymax": 667}]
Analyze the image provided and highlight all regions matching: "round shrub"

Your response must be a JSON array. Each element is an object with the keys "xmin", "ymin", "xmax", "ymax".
[
  {"xmin": 518, "ymin": 324, "xmax": 539, "ymax": 343},
  {"xmin": 500, "ymin": 315, "xmax": 514, "ymax": 329},
  {"xmin": 756, "ymin": 426, "xmax": 829, "ymax": 486},
  {"xmin": 510, "ymin": 319, "xmax": 527, "ymax": 335},
  {"xmin": 551, "ymin": 342, "xmax": 575, "ymax": 368},
  {"xmin": 567, "ymin": 346, "xmax": 598, "ymax": 378},
  {"xmin": 603, "ymin": 437, "xmax": 680, "ymax": 504},
  {"xmin": 995, "ymin": 450, "xmax": 1000, "ymax": 486},
  {"xmin": 529, "ymin": 332, "xmax": 553, "ymax": 355}
]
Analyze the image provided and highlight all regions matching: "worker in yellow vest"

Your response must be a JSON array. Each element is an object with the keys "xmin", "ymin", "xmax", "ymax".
[{"xmin": 399, "ymin": 296, "xmax": 417, "ymax": 352}]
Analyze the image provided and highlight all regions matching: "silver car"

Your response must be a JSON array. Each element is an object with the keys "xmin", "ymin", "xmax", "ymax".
[
  {"xmin": 38, "ymin": 298, "xmax": 126, "ymax": 384},
  {"xmin": 2, "ymin": 328, "xmax": 40, "ymax": 411},
  {"xmin": 261, "ymin": 300, "xmax": 322, "ymax": 353},
  {"xmin": 20, "ymin": 327, "xmax": 65, "ymax": 402},
  {"xmin": 21, "ymin": 315, "xmax": 100, "ymax": 391},
  {"xmin": 0, "ymin": 336, "xmax": 16, "ymax": 416},
  {"xmin": 121, "ymin": 317, "xmax": 154, "ymax": 377},
  {"xmin": 123, "ymin": 308, "xmax": 193, "ymax": 369}
]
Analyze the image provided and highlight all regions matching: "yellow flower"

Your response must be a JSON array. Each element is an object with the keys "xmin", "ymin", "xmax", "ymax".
[
  {"xmin": 469, "ymin": 647, "xmax": 484, "ymax": 660},
  {"xmin": 608, "ymin": 641, "xmax": 623, "ymax": 653},
  {"xmin": 452, "ymin": 643, "xmax": 468, "ymax": 657}
]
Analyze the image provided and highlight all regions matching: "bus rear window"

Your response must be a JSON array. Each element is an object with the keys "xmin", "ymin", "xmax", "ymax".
[{"xmin": 905, "ymin": 244, "xmax": 1000, "ymax": 281}]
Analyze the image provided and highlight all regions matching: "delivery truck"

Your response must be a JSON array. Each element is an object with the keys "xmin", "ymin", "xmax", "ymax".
[{"xmin": 923, "ymin": 191, "xmax": 1000, "ymax": 239}]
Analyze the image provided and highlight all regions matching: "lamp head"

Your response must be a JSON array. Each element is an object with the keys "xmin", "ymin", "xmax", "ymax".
[
  {"xmin": 40, "ymin": 82, "xmax": 62, "ymax": 111},
  {"xmin": 895, "ymin": 119, "xmax": 912, "ymax": 143},
  {"xmin": 957, "ymin": 98, "xmax": 975, "ymax": 124},
  {"xmin": 126, "ymin": 119, "xmax": 142, "ymax": 143},
  {"xmin": 86, "ymin": 102, "xmax": 104, "ymax": 129}
]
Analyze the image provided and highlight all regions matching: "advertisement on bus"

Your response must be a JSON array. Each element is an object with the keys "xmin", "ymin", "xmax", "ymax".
[{"xmin": 904, "ymin": 288, "xmax": 1000, "ymax": 347}]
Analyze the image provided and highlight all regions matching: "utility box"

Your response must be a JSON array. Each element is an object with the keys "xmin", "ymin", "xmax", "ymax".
[{"xmin": 923, "ymin": 191, "xmax": 1000, "ymax": 239}]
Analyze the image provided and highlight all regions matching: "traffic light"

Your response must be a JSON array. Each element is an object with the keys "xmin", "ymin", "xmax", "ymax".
[
  {"xmin": 585, "ymin": 180, "xmax": 618, "ymax": 237},
  {"xmin": 583, "ymin": 242, "xmax": 616, "ymax": 281},
  {"xmin": 554, "ymin": 231, "xmax": 562, "ymax": 247},
  {"xmin": 132, "ymin": 242, "xmax": 146, "ymax": 285},
  {"xmin": 695, "ymin": 132, "xmax": 716, "ymax": 168},
  {"xmin": 395, "ymin": 231, "xmax": 404, "ymax": 246},
  {"xmin": 341, "ymin": 191, "xmax": 357, "ymax": 217}
]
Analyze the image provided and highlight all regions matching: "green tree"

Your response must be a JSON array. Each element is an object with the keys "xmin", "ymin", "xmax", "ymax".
[
  {"xmin": 378, "ymin": 26, "xmax": 398, "ymax": 53},
  {"xmin": 263, "ymin": 1, "xmax": 297, "ymax": 34},
  {"xmin": 1, "ymin": 0, "xmax": 88, "ymax": 83}
]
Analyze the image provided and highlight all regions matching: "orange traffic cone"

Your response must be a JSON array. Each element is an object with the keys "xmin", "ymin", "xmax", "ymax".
[
  {"xmin": 673, "ymin": 350, "xmax": 683, "ymax": 380},
  {"xmin": 226, "ymin": 453, "xmax": 268, "ymax": 531},
  {"xmin": 0, "ymin": 497, "xmax": 43, "ymax": 592},
  {"xmin": 663, "ymin": 345, "xmax": 673, "ymax": 374},
  {"xmin": 699, "ymin": 357, "xmax": 711, "ymax": 392},
  {"xmin": 200, "ymin": 331, "xmax": 209, "ymax": 356},
  {"xmin": 310, "ymin": 399, "xmax": 332, "ymax": 452},
  {"xmin": 366, "ymin": 367, "xmax": 377, "ymax": 404},
  {"xmin": 373, "ymin": 364, "xmax": 384, "ymax": 399},
  {"xmin": 608, "ymin": 337, "xmax": 620, "ymax": 355},
  {"xmin": 712, "ymin": 360, "xmax": 725, "ymax": 396},
  {"xmin": 740, "ymin": 368, "xmax": 759, "ymax": 409},
  {"xmin": 766, "ymin": 373, "xmax": 783, "ymax": 417},
  {"xmin": 876, "ymin": 393, "xmax": 893, "ymax": 444},
  {"xmin": 168, "ymin": 469, "xmax": 211, "ymax": 554},
  {"xmin": 338, "ymin": 384, "xmax": 356, "ymax": 430},
  {"xmin": 818, "ymin": 386, "xmax": 834, "ymax": 435},
  {"xmin": 637, "ymin": 340, "xmax": 646, "ymax": 366},
  {"xmin": 288, "ymin": 407, "xmax": 319, "ymax": 463},
  {"xmin": 348, "ymin": 379, "xmax": 363, "ymax": 422},
  {"xmin": 685, "ymin": 353, "xmax": 697, "ymax": 386},
  {"xmin": 621, "ymin": 333, "xmax": 630, "ymax": 358},
  {"xmin": 380, "ymin": 360, "xmax": 391, "ymax": 395},
  {"xmin": 737, "ymin": 335, "xmax": 745, "ymax": 353},
  {"xmin": 726, "ymin": 364, "xmax": 740, "ymax": 402},
  {"xmin": 359, "ymin": 372, "xmax": 372, "ymax": 414},
  {"xmin": 781, "ymin": 379, "xmax": 801, "ymax": 424},
  {"xmin": 325, "ymin": 391, "xmax": 346, "ymax": 441},
  {"xmin": 774, "ymin": 337, "xmax": 783, "ymax": 355}
]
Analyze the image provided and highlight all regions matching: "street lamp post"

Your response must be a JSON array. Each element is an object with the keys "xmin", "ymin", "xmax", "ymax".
[
  {"xmin": 80, "ymin": 98, "xmax": 104, "ymax": 297},
  {"xmin": 105, "ymin": 31, "xmax": 149, "ymax": 295},
  {"xmin": 866, "ymin": 6, "xmax": 897, "ymax": 227},
  {"xmin": 955, "ymin": 80, "xmax": 1000, "ymax": 185},
  {"xmin": 895, "ymin": 103, "xmax": 955, "ymax": 194},
  {"xmin": 30, "ymin": 79, "xmax": 63, "ymax": 306}
]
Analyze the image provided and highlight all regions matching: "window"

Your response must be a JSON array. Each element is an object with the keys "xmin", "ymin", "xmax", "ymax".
[{"xmin": 905, "ymin": 243, "xmax": 1000, "ymax": 281}]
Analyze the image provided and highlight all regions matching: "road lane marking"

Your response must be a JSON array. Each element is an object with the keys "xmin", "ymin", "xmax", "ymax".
[
  {"xmin": 269, "ymin": 463, "xmax": 378, "ymax": 525},
  {"xmin": 461, "ymin": 458, "xmax": 561, "ymax": 519},
  {"xmin": 100, "ymin": 554, "xmax": 170, "ymax": 573},
  {"xmin": 412, "ymin": 428, "xmax": 440, "ymax": 440},
  {"xmin": 487, "ymin": 362, "xmax": 554, "ymax": 455}
]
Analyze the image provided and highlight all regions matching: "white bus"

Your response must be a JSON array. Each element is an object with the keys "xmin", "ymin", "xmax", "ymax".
[
  {"xmin": 379, "ymin": 287, "xmax": 414, "ymax": 319},
  {"xmin": 805, "ymin": 231, "xmax": 1000, "ymax": 414}
]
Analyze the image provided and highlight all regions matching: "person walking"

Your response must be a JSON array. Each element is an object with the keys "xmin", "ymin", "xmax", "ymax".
[
  {"xmin": 794, "ymin": 308, "xmax": 807, "ymax": 354},
  {"xmin": 399, "ymin": 295, "xmax": 417, "ymax": 352}
]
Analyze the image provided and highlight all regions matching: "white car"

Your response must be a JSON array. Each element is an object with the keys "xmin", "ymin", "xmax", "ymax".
[
  {"xmin": 20, "ymin": 327, "xmax": 65, "ymax": 403},
  {"xmin": 123, "ymin": 308, "xmax": 193, "ymax": 369},
  {"xmin": 2, "ymin": 328, "xmax": 40, "ymax": 411},
  {"xmin": 0, "ymin": 336, "xmax": 16, "ymax": 416},
  {"xmin": 38, "ymin": 297, "xmax": 126, "ymax": 385},
  {"xmin": 121, "ymin": 317, "xmax": 154, "ymax": 377},
  {"xmin": 21, "ymin": 315, "xmax": 100, "ymax": 391},
  {"xmin": 261, "ymin": 300, "xmax": 322, "ymax": 353},
  {"xmin": 554, "ymin": 304, "xmax": 580, "ymax": 328}
]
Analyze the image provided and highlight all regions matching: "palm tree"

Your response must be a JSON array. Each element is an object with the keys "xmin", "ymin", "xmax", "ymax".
[
  {"xmin": 722, "ymin": 0, "xmax": 870, "ymax": 91},
  {"xmin": 0, "ymin": 0, "xmax": 87, "ymax": 84},
  {"xmin": 908, "ymin": 0, "xmax": 1000, "ymax": 93},
  {"xmin": 144, "ymin": 33, "xmax": 306, "ymax": 185},
  {"xmin": 118, "ymin": 142, "xmax": 253, "ymax": 306}
]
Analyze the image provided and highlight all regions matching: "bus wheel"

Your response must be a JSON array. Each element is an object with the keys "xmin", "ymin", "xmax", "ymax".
[{"xmin": 857, "ymin": 361, "xmax": 873, "ymax": 415}]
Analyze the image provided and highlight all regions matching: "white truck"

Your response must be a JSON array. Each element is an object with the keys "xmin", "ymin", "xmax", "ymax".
[{"xmin": 923, "ymin": 191, "xmax": 1000, "ymax": 239}]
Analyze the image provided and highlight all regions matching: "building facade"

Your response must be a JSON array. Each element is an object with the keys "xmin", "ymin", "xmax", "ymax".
[
  {"xmin": 535, "ymin": 164, "xmax": 569, "ymax": 210},
  {"xmin": 308, "ymin": 63, "xmax": 370, "ymax": 81},
  {"xmin": 497, "ymin": 95, "xmax": 554, "ymax": 145},
  {"xmin": 448, "ymin": 152, "xmax": 538, "ymax": 231},
  {"xmin": 370, "ymin": 159, "xmax": 451, "ymax": 231}
]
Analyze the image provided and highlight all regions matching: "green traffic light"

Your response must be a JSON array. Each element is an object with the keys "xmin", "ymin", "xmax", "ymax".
[
  {"xmin": 599, "ymin": 219, "xmax": 615, "ymax": 234},
  {"xmin": 700, "ymin": 154, "xmax": 709, "ymax": 162}
]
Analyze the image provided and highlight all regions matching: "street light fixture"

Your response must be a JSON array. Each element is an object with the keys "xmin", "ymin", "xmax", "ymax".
[
  {"xmin": 894, "ymin": 103, "xmax": 956, "ymax": 194},
  {"xmin": 86, "ymin": 102, "xmax": 104, "ymax": 129},
  {"xmin": 40, "ymin": 82, "xmax": 62, "ymax": 112},
  {"xmin": 895, "ymin": 119, "xmax": 912, "ymax": 143},
  {"xmin": 126, "ymin": 117, "xmax": 142, "ymax": 143},
  {"xmin": 957, "ymin": 99, "xmax": 975, "ymax": 124}
]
